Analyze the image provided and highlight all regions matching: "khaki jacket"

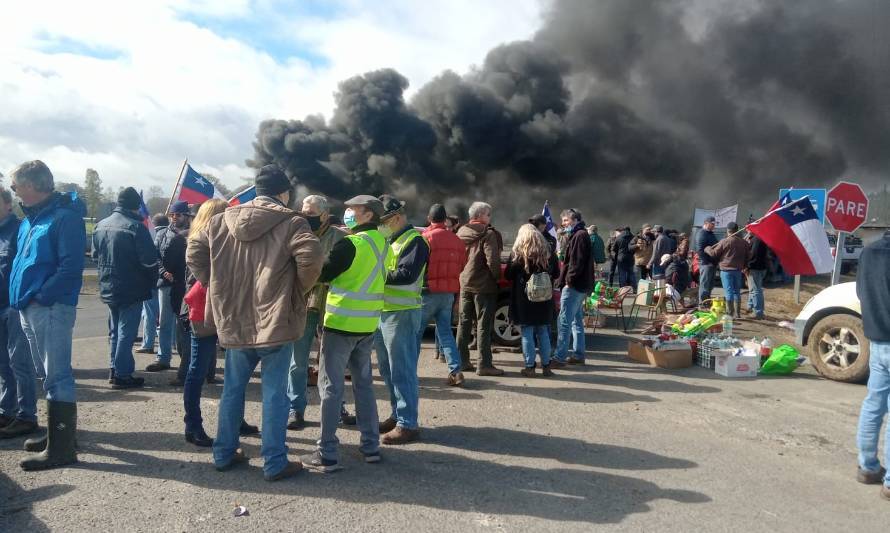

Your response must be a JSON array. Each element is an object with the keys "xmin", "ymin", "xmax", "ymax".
[
  {"xmin": 631, "ymin": 235, "xmax": 652, "ymax": 266},
  {"xmin": 187, "ymin": 197, "xmax": 322, "ymax": 349},
  {"xmin": 457, "ymin": 222, "xmax": 503, "ymax": 294},
  {"xmin": 306, "ymin": 224, "xmax": 346, "ymax": 311}
]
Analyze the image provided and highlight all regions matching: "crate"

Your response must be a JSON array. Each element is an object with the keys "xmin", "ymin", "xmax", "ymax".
[{"xmin": 695, "ymin": 343, "xmax": 715, "ymax": 369}]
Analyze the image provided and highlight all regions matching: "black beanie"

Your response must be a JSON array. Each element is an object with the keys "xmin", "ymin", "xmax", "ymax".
[
  {"xmin": 255, "ymin": 165, "xmax": 291, "ymax": 197},
  {"xmin": 118, "ymin": 187, "xmax": 141, "ymax": 211}
]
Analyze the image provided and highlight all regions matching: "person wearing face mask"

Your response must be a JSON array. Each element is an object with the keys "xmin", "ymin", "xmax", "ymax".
[
  {"xmin": 300, "ymin": 196, "xmax": 389, "ymax": 472},
  {"xmin": 374, "ymin": 195, "xmax": 430, "ymax": 445},
  {"xmin": 285, "ymin": 194, "xmax": 346, "ymax": 431}
]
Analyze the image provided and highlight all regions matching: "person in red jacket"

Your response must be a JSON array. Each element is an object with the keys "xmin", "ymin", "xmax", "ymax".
[{"xmin": 419, "ymin": 204, "xmax": 467, "ymax": 386}]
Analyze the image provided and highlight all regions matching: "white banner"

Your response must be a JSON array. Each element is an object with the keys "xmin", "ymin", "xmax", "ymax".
[{"xmin": 693, "ymin": 204, "xmax": 738, "ymax": 228}]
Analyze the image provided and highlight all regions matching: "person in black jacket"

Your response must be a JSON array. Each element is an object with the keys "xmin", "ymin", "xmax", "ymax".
[
  {"xmin": 613, "ymin": 227, "xmax": 635, "ymax": 288},
  {"xmin": 92, "ymin": 188, "xmax": 159, "ymax": 389},
  {"xmin": 146, "ymin": 201, "xmax": 190, "ymax": 373},
  {"xmin": 506, "ymin": 224, "xmax": 560, "ymax": 378},
  {"xmin": 553, "ymin": 208, "xmax": 592, "ymax": 367},
  {"xmin": 745, "ymin": 233, "xmax": 770, "ymax": 319},
  {"xmin": 695, "ymin": 217, "xmax": 719, "ymax": 303}
]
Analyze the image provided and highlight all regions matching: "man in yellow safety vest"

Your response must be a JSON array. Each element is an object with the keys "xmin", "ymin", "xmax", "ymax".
[{"xmin": 374, "ymin": 195, "xmax": 430, "ymax": 445}]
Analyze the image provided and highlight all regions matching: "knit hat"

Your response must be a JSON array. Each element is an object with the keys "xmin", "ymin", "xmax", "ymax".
[
  {"xmin": 118, "ymin": 187, "xmax": 141, "ymax": 211},
  {"xmin": 255, "ymin": 165, "xmax": 291, "ymax": 197},
  {"xmin": 168, "ymin": 200, "xmax": 190, "ymax": 215}
]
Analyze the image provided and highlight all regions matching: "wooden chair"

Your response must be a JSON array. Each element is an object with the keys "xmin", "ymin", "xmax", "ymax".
[{"xmin": 591, "ymin": 285, "xmax": 634, "ymax": 333}]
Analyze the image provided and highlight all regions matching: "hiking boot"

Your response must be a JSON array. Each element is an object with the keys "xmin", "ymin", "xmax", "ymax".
[
  {"xmin": 549, "ymin": 359, "xmax": 567, "ymax": 369},
  {"xmin": 379, "ymin": 417, "xmax": 397, "ymax": 434},
  {"xmin": 340, "ymin": 405, "xmax": 357, "ymax": 426},
  {"xmin": 858, "ymin": 466, "xmax": 887, "ymax": 485},
  {"xmin": 239, "ymin": 420, "xmax": 260, "ymax": 436},
  {"xmin": 185, "ymin": 427, "xmax": 213, "ymax": 448},
  {"xmin": 265, "ymin": 461, "xmax": 303, "ymax": 482},
  {"xmin": 566, "ymin": 357, "xmax": 585, "ymax": 366},
  {"xmin": 215, "ymin": 449, "xmax": 248, "ymax": 472},
  {"xmin": 0, "ymin": 419, "xmax": 39, "ymax": 439},
  {"xmin": 476, "ymin": 366, "xmax": 505, "ymax": 376},
  {"xmin": 300, "ymin": 451, "xmax": 342, "ymax": 473},
  {"xmin": 144, "ymin": 362, "xmax": 171, "ymax": 372},
  {"xmin": 382, "ymin": 426, "xmax": 421, "ymax": 445},
  {"xmin": 111, "ymin": 376, "xmax": 145, "ymax": 389},
  {"xmin": 20, "ymin": 401, "xmax": 77, "ymax": 471},
  {"xmin": 287, "ymin": 412, "xmax": 306, "ymax": 431},
  {"xmin": 520, "ymin": 367, "xmax": 536, "ymax": 378},
  {"xmin": 542, "ymin": 365, "xmax": 554, "ymax": 377},
  {"xmin": 447, "ymin": 372, "xmax": 465, "ymax": 387},
  {"xmin": 363, "ymin": 451, "xmax": 382, "ymax": 464}
]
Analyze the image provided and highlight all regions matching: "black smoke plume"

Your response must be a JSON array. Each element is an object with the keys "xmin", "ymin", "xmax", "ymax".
[{"xmin": 249, "ymin": 0, "xmax": 890, "ymax": 228}]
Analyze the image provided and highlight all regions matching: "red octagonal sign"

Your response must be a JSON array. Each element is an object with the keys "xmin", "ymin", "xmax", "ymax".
[{"xmin": 826, "ymin": 181, "xmax": 869, "ymax": 233}]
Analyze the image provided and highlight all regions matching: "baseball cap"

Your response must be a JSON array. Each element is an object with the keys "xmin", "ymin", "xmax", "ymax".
[{"xmin": 378, "ymin": 194, "xmax": 405, "ymax": 221}]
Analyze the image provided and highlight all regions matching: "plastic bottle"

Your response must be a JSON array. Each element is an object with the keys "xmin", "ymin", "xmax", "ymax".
[
  {"xmin": 760, "ymin": 337, "xmax": 773, "ymax": 359},
  {"xmin": 721, "ymin": 313, "xmax": 733, "ymax": 338}
]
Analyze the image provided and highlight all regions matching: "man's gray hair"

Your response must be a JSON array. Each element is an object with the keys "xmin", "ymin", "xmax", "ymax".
[
  {"xmin": 561, "ymin": 208, "xmax": 583, "ymax": 222},
  {"xmin": 10, "ymin": 160, "xmax": 54, "ymax": 193},
  {"xmin": 0, "ymin": 185, "xmax": 12, "ymax": 206},
  {"xmin": 468, "ymin": 201, "xmax": 492, "ymax": 219},
  {"xmin": 302, "ymin": 194, "xmax": 329, "ymax": 213}
]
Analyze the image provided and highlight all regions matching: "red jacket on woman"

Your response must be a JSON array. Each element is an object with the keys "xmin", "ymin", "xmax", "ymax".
[{"xmin": 423, "ymin": 222, "xmax": 467, "ymax": 294}]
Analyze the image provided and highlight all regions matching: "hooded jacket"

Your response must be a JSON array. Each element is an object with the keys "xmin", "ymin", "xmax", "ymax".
[
  {"xmin": 423, "ymin": 222, "xmax": 466, "ymax": 294},
  {"xmin": 613, "ymin": 229, "xmax": 635, "ymax": 267},
  {"xmin": 186, "ymin": 197, "xmax": 323, "ymax": 349},
  {"xmin": 457, "ymin": 222, "xmax": 503, "ymax": 294},
  {"xmin": 558, "ymin": 222, "xmax": 593, "ymax": 292},
  {"xmin": 10, "ymin": 191, "xmax": 86, "ymax": 310},
  {"xmin": 92, "ymin": 208, "xmax": 159, "ymax": 307}
]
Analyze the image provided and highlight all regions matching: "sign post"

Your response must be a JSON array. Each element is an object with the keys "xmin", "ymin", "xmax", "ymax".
[{"xmin": 825, "ymin": 181, "xmax": 869, "ymax": 285}]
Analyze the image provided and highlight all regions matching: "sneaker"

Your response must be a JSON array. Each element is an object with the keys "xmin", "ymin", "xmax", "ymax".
[
  {"xmin": 447, "ymin": 372, "xmax": 465, "ymax": 387},
  {"xmin": 111, "ymin": 376, "xmax": 145, "ymax": 389},
  {"xmin": 476, "ymin": 366, "xmax": 505, "ymax": 376},
  {"xmin": 520, "ymin": 367, "xmax": 536, "ymax": 378},
  {"xmin": 858, "ymin": 466, "xmax": 887, "ymax": 485},
  {"xmin": 566, "ymin": 357, "xmax": 585, "ymax": 366},
  {"xmin": 542, "ymin": 365, "xmax": 554, "ymax": 377},
  {"xmin": 363, "ymin": 451, "xmax": 382, "ymax": 464},
  {"xmin": 300, "ymin": 451, "xmax": 342, "ymax": 473},
  {"xmin": 287, "ymin": 412, "xmax": 306, "ymax": 431},
  {"xmin": 0, "ymin": 419, "xmax": 39, "ymax": 439},
  {"xmin": 379, "ymin": 417, "xmax": 397, "ymax": 434},
  {"xmin": 382, "ymin": 426, "xmax": 421, "ymax": 445},
  {"xmin": 145, "ymin": 362, "xmax": 171, "ymax": 372},
  {"xmin": 265, "ymin": 461, "xmax": 303, "ymax": 482},
  {"xmin": 215, "ymin": 449, "xmax": 248, "ymax": 472}
]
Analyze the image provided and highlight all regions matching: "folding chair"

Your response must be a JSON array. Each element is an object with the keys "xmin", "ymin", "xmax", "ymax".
[{"xmin": 592, "ymin": 285, "xmax": 634, "ymax": 333}]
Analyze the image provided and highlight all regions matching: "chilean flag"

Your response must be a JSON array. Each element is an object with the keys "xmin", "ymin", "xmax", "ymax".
[
  {"xmin": 173, "ymin": 163, "xmax": 227, "ymax": 204},
  {"xmin": 767, "ymin": 190, "xmax": 793, "ymax": 213},
  {"xmin": 747, "ymin": 196, "xmax": 833, "ymax": 275},
  {"xmin": 543, "ymin": 202, "xmax": 559, "ymax": 251},
  {"xmin": 228, "ymin": 185, "xmax": 257, "ymax": 206},
  {"xmin": 138, "ymin": 190, "xmax": 155, "ymax": 238}
]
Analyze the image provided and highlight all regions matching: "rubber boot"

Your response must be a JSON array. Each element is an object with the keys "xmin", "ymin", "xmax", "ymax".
[{"xmin": 20, "ymin": 401, "xmax": 78, "ymax": 471}]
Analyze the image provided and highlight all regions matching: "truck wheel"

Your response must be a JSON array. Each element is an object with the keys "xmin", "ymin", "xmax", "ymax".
[
  {"xmin": 807, "ymin": 314, "xmax": 870, "ymax": 383},
  {"xmin": 493, "ymin": 298, "xmax": 522, "ymax": 347}
]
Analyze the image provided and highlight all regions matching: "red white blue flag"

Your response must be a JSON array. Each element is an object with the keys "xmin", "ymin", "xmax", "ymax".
[
  {"xmin": 228, "ymin": 185, "xmax": 257, "ymax": 206},
  {"xmin": 748, "ymin": 196, "xmax": 833, "ymax": 275},
  {"xmin": 543, "ymin": 202, "xmax": 559, "ymax": 251},
  {"xmin": 138, "ymin": 190, "xmax": 155, "ymax": 237},
  {"xmin": 172, "ymin": 163, "xmax": 226, "ymax": 204}
]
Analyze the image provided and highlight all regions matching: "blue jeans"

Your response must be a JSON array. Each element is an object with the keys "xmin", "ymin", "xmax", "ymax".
[
  {"xmin": 0, "ymin": 307, "xmax": 36, "ymax": 422},
  {"xmin": 288, "ymin": 309, "xmax": 320, "ymax": 415},
  {"xmin": 418, "ymin": 293, "xmax": 460, "ymax": 374},
  {"xmin": 555, "ymin": 287, "xmax": 586, "ymax": 362},
  {"xmin": 719, "ymin": 270, "xmax": 742, "ymax": 303},
  {"xmin": 140, "ymin": 288, "xmax": 159, "ymax": 350},
  {"xmin": 20, "ymin": 303, "xmax": 77, "ymax": 403},
  {"xmin": 375, "ymin": 308, "xmax": 423, "ymax": 429},
  {"xmin": 213, "ymin": 343, "xmax": 292, "ymax": 477},
  {"xmin": 746, "ymin": 269, "xmax": 766, "ymax": 317},
  {"xmin": 856, "ymin": 341, "xmax": 890, "ymax": 487},
  {"xmin": 520, "ymin": 325, "xmax": 551, "ymax": 368},
  {"xmin": 157, "ymin": 286, "xmax": 176, "ymax": 363},
  {"xmin": 108, "ymin": 301, "xmax": 143, "ymax": 379},
  {"xmin": 699, "ymin": 264, "xmax": 716, "ymax": 303},
  {"xmin": 184, "ymin": 334, "xmax": 217, "ymax": 433}
]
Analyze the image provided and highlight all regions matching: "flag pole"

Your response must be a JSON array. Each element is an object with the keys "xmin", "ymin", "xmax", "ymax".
[
  {"xmin": 166, "ymin": 158, "xmax": 188, "ymax": 214},
  {"xmin": 727, "ymin": 194, "xmax": 812, "ymax": 239}
]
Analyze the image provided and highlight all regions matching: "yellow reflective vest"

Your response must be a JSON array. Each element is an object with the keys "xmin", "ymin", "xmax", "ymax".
[
  {"xmin": 324, "ymin": 229, "xmax": 388, "ymax": 334},
  {"xmin": 383, "ymin": 227, "xmax": 427, "ymax": 312}
]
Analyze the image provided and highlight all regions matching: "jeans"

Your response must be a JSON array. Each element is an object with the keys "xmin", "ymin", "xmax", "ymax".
[
  {"xmin": 746, "ymin": 269, "xmax": 767, "ymax": 317},
  {"xmin": 108, "ymin": 301, "xmax": 143, "ymax": 379},
  {"xmin": 555, "ymin": 287, "xmax": 586, "ymax": 362},
  {"xmin": 856, "ymin": 341, "xmax": 890, "ymax": 487},
  {"xmin": 698, "ymin": 264, "xmax": 716, "ymax": 303},
  {"xmin": 375, "ymin": 308, "xmax": 423, "ymax": 429},
  {"xmin": 157, "ymin": 286, "xmax": 176, "ymax": 364},
  {"xmin": 0, "ymin": 307, "xmax": 36, "ymax": 422},
  {"xmin": 183, "ymin": 334, "xmax": 217, "ymax": 433},
  {"xmin": 520, "ymin": 325, "xmax": 551, "ymax": 368},
  {"xmin": 20, "ymin": 303, "xmax": 77, "ymax": 403},
  {"xmin": 213, "ymin": 343, "xmax": 292, "ymax": 477},
  {"xmin": 719, "ymin": 270, "xmax": 742, "ymax": 303},
  {"xmin": 288, "ymin": 309, "xmax": 320, "ymax": 415},
  {"xmin": 140, "ymin": 288, "xmax": 159, "ymax": 350},
  {"xmin": 617, "ymin": 265, "xmax": 636, "ymax": 288},
  {"xmin": 456, "ymin": 291, "xmax": 497, "ymax": 368},
  {"xmin": 317, "ymin": 331, "xmax": 379, "ymax": 461},
  {"xmin": 418, "ymin": 293, "xmax": 460, "ymax": 374}
]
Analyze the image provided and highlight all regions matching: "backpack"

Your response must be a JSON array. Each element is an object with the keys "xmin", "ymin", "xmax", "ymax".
[{"xmin": 526, "ymin": 270, "xmax": 553, "ymax": 302}]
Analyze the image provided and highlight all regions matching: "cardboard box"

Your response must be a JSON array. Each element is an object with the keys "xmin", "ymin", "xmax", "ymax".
[
  {"xmin": 645, "ymin": 346, "xmax": 693, "ymax": 369},
  {"xmin": 627, "ymin": 340, "xmax": 649, "ymax": 363},
  {"xmin": 715, "ymin": 354, "xmax": 759, "ymax": 377}
]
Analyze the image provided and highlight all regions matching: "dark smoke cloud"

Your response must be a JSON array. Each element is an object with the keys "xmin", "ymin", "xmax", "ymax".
[{"xmin": 250, "ymin": 0, "xmax": 890, "ymax": 229}]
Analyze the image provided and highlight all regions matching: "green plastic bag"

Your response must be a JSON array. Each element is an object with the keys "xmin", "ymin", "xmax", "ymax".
[{"xmin": 759, "ymin": 344, "xmax": 799, "ymax": 375}]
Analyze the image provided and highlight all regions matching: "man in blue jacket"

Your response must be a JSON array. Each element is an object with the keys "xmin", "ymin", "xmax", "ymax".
[
  {"xmin": 8, "ymin": 160, "xmax": 86, "ymax": 471},
  {"xmin": 93, "ymin": 187, "xmax": 159, "ymax": 390},
  {"xmin": 0, "ymin": 185, "xmax": 37, "ymax": 439}
]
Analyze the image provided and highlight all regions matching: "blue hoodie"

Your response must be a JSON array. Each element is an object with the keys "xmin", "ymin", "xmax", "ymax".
[
  {"xmin": 9, "ymin": 191, "xmax": 87, "ymax": 310},
  {"xmin": 0, "ymin": 214, "xmax": 22, "ymax": 309}
]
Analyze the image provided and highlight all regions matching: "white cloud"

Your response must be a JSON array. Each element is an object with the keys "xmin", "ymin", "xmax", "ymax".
[{"xmin": 0, "ymin": 0, "xmax": 544, "ymax": 197}]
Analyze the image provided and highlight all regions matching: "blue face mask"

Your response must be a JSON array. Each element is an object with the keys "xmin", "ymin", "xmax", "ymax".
[{"xmin": 343, "ymin": 208, "xmax": 358, "ymax": 229}]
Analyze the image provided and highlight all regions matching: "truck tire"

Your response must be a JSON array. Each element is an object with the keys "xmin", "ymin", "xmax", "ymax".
[{"xmin": 807, "ymin": 314, "xmax": 870, "ymax": 383}]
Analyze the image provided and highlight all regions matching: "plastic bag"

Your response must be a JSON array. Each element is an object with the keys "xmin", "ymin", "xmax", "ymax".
[{"xmin": 759, "ymin": 344, "xmax": 800, "ymax": 375}]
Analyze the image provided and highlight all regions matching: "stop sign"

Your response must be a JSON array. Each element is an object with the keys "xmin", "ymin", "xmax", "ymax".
[{"xmin": 826, "ymin": 181, "xmax": 869, "ymax": 232}]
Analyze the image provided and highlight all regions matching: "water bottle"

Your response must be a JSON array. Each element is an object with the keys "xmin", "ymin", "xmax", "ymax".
[
  {"xmin": 721, "ymin": 313, "xmax": 733, "ymax": 337},
  {"xmin": 760, "ymin": 337, "xmax": 773, "ymax": 359}
]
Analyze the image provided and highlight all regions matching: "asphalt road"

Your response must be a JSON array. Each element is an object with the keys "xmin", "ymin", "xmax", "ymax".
[{"xmin": 1, "ymin": 295, "xmax": 887, "ymax": 531}]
